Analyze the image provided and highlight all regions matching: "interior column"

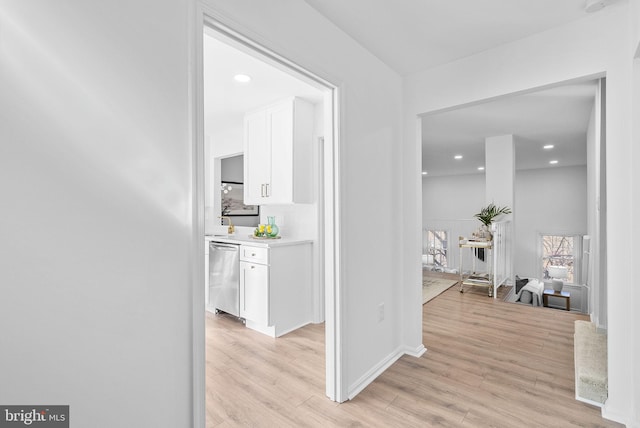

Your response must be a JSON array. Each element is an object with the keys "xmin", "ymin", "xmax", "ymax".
[
  {"xmin": 485, "ymin": 134, "xmax": 515, "ymax": 209},
  {"xmin": 485, "ymin": 134, "xmax": 515, "ymax": 283}
]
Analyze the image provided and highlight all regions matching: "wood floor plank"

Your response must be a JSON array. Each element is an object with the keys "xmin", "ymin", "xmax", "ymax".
[{"xmin": 205, "ymin": 272, "xmax": 621, "ymax": 427}]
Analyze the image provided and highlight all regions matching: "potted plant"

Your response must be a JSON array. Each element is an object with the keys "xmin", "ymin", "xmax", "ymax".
[{"xmin": 474, "ymin": 203, "xmax": 512, "ymax": 239}]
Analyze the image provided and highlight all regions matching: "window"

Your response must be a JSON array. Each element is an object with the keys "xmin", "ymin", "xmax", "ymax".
[
  {"xmin": 541, "ymin": 234, "xmax": 582, "ymax": 284},
  {"xmin": 424, "ymin": 230, "xmax": 448, "ymax": 268}
]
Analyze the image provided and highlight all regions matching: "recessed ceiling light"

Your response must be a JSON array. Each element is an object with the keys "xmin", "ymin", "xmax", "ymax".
[
  {"xmin": 422, "ymin": 171, "xmax": 428, "ymax": 175},
  {"xmin": 478, "ymin": 166, "xmax": 485, "ymax": 171},
  {"xmin": 233, "ymin": 74, "xmax": 252, "ymax": 83},
  {"xmin": 543, "ymin": 144, "xmax": 554, "ymax": 149},
  {"xmin": 454, "ymin": 155, "xmax": 463, "ymax": 160},
  {"xmin": 550, "ymin": 160, "xmax": 559, "ymax": 164}
]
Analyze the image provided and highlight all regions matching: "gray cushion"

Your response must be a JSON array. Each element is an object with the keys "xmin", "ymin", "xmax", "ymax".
[{"xmin": 519, "ymin": 290, "xmax": 532, "ymax": 304}]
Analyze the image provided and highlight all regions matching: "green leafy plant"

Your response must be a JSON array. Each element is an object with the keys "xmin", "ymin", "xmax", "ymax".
[{"xmin": 474, "ymin": 203, "xmax": 512, "ymax": 227}]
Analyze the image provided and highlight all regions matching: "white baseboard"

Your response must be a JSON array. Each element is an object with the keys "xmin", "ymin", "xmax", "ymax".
[
  {"xmin": 602, "ymin": 402, "xmax": 638, "ymax": 427},
  {"xmin": 575, "ymin": 394, "xmax": 603, "ymax": 408},
  {"xmin": 403, "ymin": 343, "xmax": 427, "ymax": 358},
  {"xmin": 244, "ymin": 320, "xmax": 275, "ymax": 337},
  {"xmin": 347, "ymin": 344, "xmax": 427, "ymax": 400},
  {"xmin": 275, "ymin": 320, "xmax": 312, "ymax": 338},
  {"xmin": 348, "ymin": 346, "xmax": 405, "ymax": 400}
]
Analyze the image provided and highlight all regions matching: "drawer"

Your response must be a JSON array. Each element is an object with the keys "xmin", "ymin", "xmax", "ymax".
[{"xmin": 240, "ymin": 245, "xmax": 269, "ymax": 264}]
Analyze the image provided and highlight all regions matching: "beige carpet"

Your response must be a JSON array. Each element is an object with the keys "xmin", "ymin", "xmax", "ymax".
[
  {"xmin": 423, "ymin": 277, "xmax": 459, "ymax": 304},
  {"xmin": 575, "ymin": 320, "xmax": 608, "ymax": 405}
]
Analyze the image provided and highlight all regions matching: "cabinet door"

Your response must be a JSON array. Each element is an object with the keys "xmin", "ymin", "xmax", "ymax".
[
  {"xmin": 244, "ymin": 110, "xmax": 270, "ymax": 205},
  {"xmin": 239, "ymin": 261, "xmax": 269, "ymax": 325},
  {"xmin": 266, "ymin": 101, "xmax": 294, "ymax": 204}
]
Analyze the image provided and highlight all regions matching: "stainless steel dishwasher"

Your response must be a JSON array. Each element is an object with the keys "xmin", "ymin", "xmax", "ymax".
[{"xmin": 208, "ymin": 242, "xmax": 240, "ymax": 317}]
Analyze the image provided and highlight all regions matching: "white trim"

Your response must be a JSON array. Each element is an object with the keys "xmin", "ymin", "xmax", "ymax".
[
  {"xmin": 191, "ymin": 4, "xmax": 206, "ymax": 428},
  {"xmin": 323, "ymin": 85, "xmax": 346, "ymax": 402},
  {"xmin": 313, "ymin": 136, "xmax": 325, "ymax": 324},
  {"xmin": 347, "ymin": 346, "xmax": 427, "ymax": 399},
  {"xmin": 194, "ymin": 5, "xmax": 344, "ymax": 406},
  {"xmin": 347, "ymin": 347, "xmax": 406, "ymax": 400},
  {"xmin": 601, "ymin": 403, "xmax": 636, "ymax": 427},
  {"xmin": 575, "ymin": 395, "xmax": 605, "ymax": 408},
  {"xmin": 403, "ymin": 344, "xmax": 427, "ymax": 358}
]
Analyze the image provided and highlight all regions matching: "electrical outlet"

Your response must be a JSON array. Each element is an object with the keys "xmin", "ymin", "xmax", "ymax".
[{"xmin": 378, "ymin": 303, "xmax": 384, "ymax": 322}]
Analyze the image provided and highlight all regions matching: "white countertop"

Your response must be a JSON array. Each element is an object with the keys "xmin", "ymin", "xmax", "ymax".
[{"xmin": 205, "ymin": 234, "xmax": 312, "ymax": 248}]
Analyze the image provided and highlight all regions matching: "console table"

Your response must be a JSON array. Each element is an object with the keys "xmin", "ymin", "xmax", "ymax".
[
  {"xmin": 458, "ymin": 238, "xmax": 494, "ymax": 297},
  {"xmin": 543, "ymin": 289, "xmax": 571, "ymax": 311}
]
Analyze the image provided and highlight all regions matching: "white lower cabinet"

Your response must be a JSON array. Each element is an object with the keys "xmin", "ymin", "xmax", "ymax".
[
  {"xmin": 239, "ymin": 242, "xmax": 312, "ymax": 337},
  {"xmin": 239, "ymin": 261, "xmax": 269, "ymax": 325}
]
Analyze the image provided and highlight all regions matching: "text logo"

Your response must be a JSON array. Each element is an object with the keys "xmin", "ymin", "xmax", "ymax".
[{"xmin": 0, "ymin": 406, "xmax": 68, "ymax": 427}]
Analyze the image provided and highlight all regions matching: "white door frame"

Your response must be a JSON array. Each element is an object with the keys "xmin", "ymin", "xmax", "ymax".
[{"xmin": 190, "ymin": 6, "xmax": 344, "ymax": 427}]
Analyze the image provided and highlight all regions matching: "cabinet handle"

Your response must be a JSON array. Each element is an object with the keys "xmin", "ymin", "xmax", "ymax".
[
  {"xmin": 265, "ymin": 183, "xmax": 269, "ymax": 197},
  {"xmin": 250, "ymin": 265, "xmax": 255, "ymax": 269},
  {"xmin": 251, "ymin": 253, "xmax": 256, "ymax": 256},
  {"xmin": 260, "ymin": 184, "xmax": 264, "ymax": 197}
]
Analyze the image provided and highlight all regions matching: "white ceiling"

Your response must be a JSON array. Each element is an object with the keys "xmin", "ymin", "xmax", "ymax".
[
  {"xmin": 205, "ymin": 3, "xmax": 603, "ymax": 177},
  {"xmin": 203, "ymin": 31, "xmax": 324, "ymax": 137},
  {"xmin": 422, "ymin": 80, "xmax": 597, "ymax": 177},
  {"xmin": 303, "ymin": 0, "xmax": 595, "ymax": 75},
  {"xmin": 301, "ymin": 0, "xmax": 605, "ymax": 178}
]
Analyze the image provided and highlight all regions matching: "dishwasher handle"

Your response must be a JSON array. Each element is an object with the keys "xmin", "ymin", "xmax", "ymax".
[{"xmin": 209, "ymin": 242, "xmax": 239, "ymax": 251}]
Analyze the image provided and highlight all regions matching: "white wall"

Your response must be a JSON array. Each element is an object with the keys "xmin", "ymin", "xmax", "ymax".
[
  {"xmin": 514, "ymin": 166, "xmax": 587, "ymax": 279},
  {"xmin": 210, "ymin": 125, "xmax": 243, "ymax": 158},
  {"xmin": 0, "ymin": 1, "xmax": 193, "ymax": 427},
  {"xmin": 422, "ymin": 174, "xmax": 486, "ymax": 272},
  {"xmin": 422, "ymin": 174, "xmax": 485, "ymax": 221},
  {"xmin": 405, "ymin": 4, "xmax": 637, "ymax": 425}
]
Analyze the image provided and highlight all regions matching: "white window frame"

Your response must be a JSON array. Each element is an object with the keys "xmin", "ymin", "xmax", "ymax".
[
  {"xmin": 423, "ymin": 229, "xmax": 449, "ymax": 269},
  {"xmin": 537, "ymin": 232, "xmax": 583, "ymax": 285}
]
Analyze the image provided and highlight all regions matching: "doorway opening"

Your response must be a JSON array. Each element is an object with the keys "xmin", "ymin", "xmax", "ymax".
[
  {"xmin": 194, "ymin": 15, "xmax": 343, "ymax": 424},
  {"xmin": 419, "ymin": 76, "xmax": 606, "ymax": 314}
]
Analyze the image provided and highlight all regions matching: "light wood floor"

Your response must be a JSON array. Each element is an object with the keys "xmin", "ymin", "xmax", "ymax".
[{"xmin": 205, "ymin": 273, "xmax": 620, "ymax": 427}]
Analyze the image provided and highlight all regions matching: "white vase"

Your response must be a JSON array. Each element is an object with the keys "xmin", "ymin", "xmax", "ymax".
[
  {"xmin": 479, "ymin": 224, "xmax": 492, "ymax": 240},
  {"xmin": 552, "ymin": 279, "xmax": 564, "ymax": 292}
]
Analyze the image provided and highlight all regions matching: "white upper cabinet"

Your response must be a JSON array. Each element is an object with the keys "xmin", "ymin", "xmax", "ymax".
[{"xmin": 243, "ymin": 97, "xmax": 314, "ymax": 205}]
